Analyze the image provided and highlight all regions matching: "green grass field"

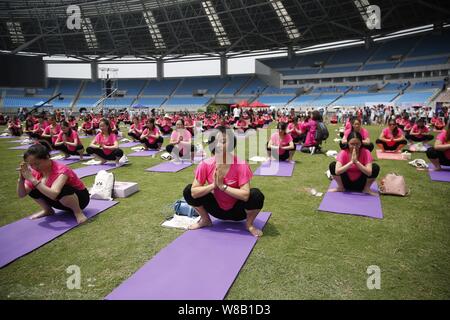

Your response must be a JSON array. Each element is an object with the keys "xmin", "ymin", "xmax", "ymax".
[{"xmin": 0, "ymin": 123, "xmax": 449, "ymax": 300}]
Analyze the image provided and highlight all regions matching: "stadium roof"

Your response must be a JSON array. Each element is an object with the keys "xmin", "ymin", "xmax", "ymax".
[{"xmin": 0, "ymin": 0, "xmax": 449, "ymax": 61}]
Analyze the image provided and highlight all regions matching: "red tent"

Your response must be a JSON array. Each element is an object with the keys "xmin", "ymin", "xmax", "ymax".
[
  {"xmin": 231, "ymin": 100, "xmax": 250, "ymax": 108},
  {"xmin": 249, "ymin": 100, "xmax": 269, "ymax": 108}
]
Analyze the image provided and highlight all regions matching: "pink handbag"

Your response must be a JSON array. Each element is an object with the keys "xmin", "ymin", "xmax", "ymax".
[{"xmin": 379, "ymin": 173, "xmax": 409, "ymax": 196}]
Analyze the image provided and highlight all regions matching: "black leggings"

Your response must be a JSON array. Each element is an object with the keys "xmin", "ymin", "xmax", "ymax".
[
  {"xmin": 28, "ymin": 132, "xmax": 42, "ymax": 140},
  {"xmin": 9, "ymin": 127, "xmax": 22, "ymax": 136},
  {"xmin": 340, "ymin": 141, "xmax": 375, "ymax": 152},
  {"xmin": 405, "ymin": 134, "xmax": 434, "ymax": 142},
  {"xmin": 82, "ymin": 129, "xmax": 95, "ymax": 135},
  {"xmin": 183, "ymin": 184, "xmax": 265, "ymax": 221},
  {"xmin": 86, "ymin": 147, "xmax": 124, "ymax": 160},
  {"xmin": 128, "ymin": 131, "xmax": 141, "ymax": 141},
  {"xmin": 375, "ymin": 139, "xmax": 407, "ymax": 151},
  {"xmin": 329, "ymin": 161, "xmax": 380, "ymax": 192},
  {"xmin": 54, "ymin": 144, "xmax": 84, "ymax": 155},
  {"xmin": 293, "ymin": 134, "xmax": 306, "ymax": 144},
  {"xmin": 166, "ymin": 143, "xmax": 196, "ymax": 157},
  {"xmin": 426, "ymin": 147, "xmax": 450, "ymax": 166},
  {"xmin": 29, "ymin": 186, "xmax": 90, "ymax": 213},
  {"xmin": 141, "ymin": 136, "xmax": 163, "ymax": 149}
]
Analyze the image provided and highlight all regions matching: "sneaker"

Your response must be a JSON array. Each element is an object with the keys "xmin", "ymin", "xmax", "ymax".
[{"xmin": 310, "ymin": 147, "xmax": 316, "ymax": 155}]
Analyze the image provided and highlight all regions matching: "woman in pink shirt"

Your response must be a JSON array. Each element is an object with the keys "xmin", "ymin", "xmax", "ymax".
[
  {"xmin": 426, "ymin": 123, "xmax": 450, "ymax": 170},
  {"xmin": 140, "ymin": 118, "xmax": 163, "ymax": 150},
  {"xmin": 267, "ymin": 122, "xmax": 295, "ymax": 162},
  {"xmin": 159, "ymin": 115, "xmax": 173, "ymax": 135},
  {"xmin": 234, "ymin": 115, "xmax": 249, "ymax": 133},
  {"xmin": 40, "ymin": 116, "xmax": 61, "ymax": 150},
  {"xmin": 405, "ymin": 118, "xmax": 434, "ymax": 143},
  {"xmin": 54, "ymin": 121, "xmax": 85, "ymax": 160},
  {"xmin": 166, "ymin": 119, "xmax": 195, "ymax": 162},
  {"xmin": 86, "ymin": 119, "xmax": 124, "ymax": 165},
  {"xmin": 301, "ymin": 110, "xmax": 321, "ymax": 153},
  {"xmin": 17, "ymin": 144, "xmax": 89, "ymax": 224},
  {"xmin": 128, "ymin": 116, "xmax": 143, "ymax": 141},
  {"xmin": 330, "ymin": 131, "xmax": 380, "ymax": 195},
  {"xmin": 287, "ymin": 116, "xmax": 305, "ymax": 145},
  {"xmin": 30, "ymin": 116, "xmax": 45, "ymax": 140},
  {"xmin": 376, "ymin": 120, "xmax": 408, "ymax": 152},
  {"xmin": 81, "ymin": 116, "xmax": 94, "ymax": 135},
  {"xmin": 183, "ymin": 126, "xmax": 265, "ymax": 237},
  {"xmin": 8, "ymin": 116, "xmax": 23, "ymax": 136},
  {"xmin": 340, "ymin": 117, "xmax": 374, "ymax": 152}
]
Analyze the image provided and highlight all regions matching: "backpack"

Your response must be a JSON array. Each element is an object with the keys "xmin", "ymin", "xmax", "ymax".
[
  {"xmin": 173, "ymin": 198, "xmax": 199, "ymax": 218},
  {"xmin": 315, "ymin": 121, "xmax": 329, "ymax": 142},
  {"xmin": 90, "ymin": 170, "xmax": 115, "ymax": 200}
]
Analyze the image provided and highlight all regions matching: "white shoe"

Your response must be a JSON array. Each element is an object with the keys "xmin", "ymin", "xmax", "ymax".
[{"xmin": 310, "ymin": 147, "xmax": 316, "ymax": 155}]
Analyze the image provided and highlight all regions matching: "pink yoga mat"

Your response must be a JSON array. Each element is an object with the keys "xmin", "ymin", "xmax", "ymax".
[
  {"xmin": 376, "ymin": 150, "xmax": 405, "ymax": 160},
  {"xmin": 254, "ymin": 161, "xmax": 295, "ymax": 177},
  {"xmin": 145, "ymin": 161, "xmax": 192, "ymax": 173},
  {"xmin": 0, "ymin": 199, "xmax": 118, "ymax": 268},
  {"xmin": 428, "ymin": 164, "xmax": 450, "ymax": 182},
  {"xmin": 318, "ymin": 180, "xmax": 383, "ymax": 219},
  {"xmin": 106, "ymin": 212, "xmax": 271, "ymax": 300}
]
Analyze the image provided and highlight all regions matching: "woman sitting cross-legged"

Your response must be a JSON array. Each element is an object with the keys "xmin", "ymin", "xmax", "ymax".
[
  {"xmin": 375, "ymin": 120, "xmax": 407, "ymax": 153},
  {"xmin": 17, "ymin": 144, "xmax": 90, "ymax": 224},
  {"xmin": 183, "ymin": 126, "xmax": 265, "ymax": 237},
  {"xmin": 86, "ymin": 118, "xmax": 124, "ymax": 166},
  {"xmin": 340, "ymin": 117, "xmax": 374, "ymax": 152},
  {"xmin": 140, "ymin": 118, "xmax": 163, "ymax": 150},
  {"xmin": 165, "ymin": 119, "xmax": 195, "ymax": 162},
  {"xmin": 53, "ymin": 121, "xmax": 85, "ymax": 160},
  {"xmin": 267, "ymin": 122, "xmax": 295, "ymax": 163},
  {"xmin": 329, "ymin": 131, "xmax": 380, "ymax": 196},
  {"xmin": 426, "ymin": 122, "xmax": 450, "ymax": 171},
  {"xmin": 406, "ymin": 118, "xmax": 434, "ymax": 143},
  {"xmin": 128, "ymin": 116, "xmax": 143, "ymax": 141}
]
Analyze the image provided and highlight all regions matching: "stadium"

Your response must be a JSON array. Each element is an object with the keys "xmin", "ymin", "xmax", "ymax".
[{"xmin": 0, "ymin": 0, "xmax": 449, "ymax": 303}]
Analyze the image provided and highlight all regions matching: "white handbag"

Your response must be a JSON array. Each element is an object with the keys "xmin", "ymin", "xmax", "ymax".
[{"xmin": 90, "ymin": 170, "xmax": 115, "ymax": 200}]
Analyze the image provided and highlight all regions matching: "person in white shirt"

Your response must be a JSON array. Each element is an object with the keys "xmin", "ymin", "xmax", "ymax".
[{"xmin": 233, "ymin": 107, "xmax": 241, "ymax": 121}]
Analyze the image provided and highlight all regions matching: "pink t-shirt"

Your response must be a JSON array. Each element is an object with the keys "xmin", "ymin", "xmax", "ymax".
[
  {"xmin": 410, "ymin": 124, "xmax": 429, "ymax": 138},
  {"xmin": 344, "ymin": 128, "xmax": 369, "ymax": 140},
  {"xmin": 94, "ymin": 133, "xmax": 118, "ymax": 155},
  {"xmin": 287, "ymin": 123, "xmax": 301, "ymax": 137},
  {"xmin": 171, "ymin": 129, "xmax": 192, "ymax": 144},
  {"xmin": 33, "ymin": 123, "xmax": 44, "ymax": 135},
  {"xmin": 43, "ymin": 124, "xmax": 61, "ymax": 144},
  {"xmin": 142, "ymin": 127, "xmax": 161, "ymax": 144},
  {"xmin": 270, "ymin": 132, "xmax": 293, "ymax": 155},
  {"xmin": 130, "ymin": 123, "xmax": 143, "ymax": 133},
  {"xmin": 304, "ymin": 120, "xmax": 317, "ymax": 146},
  {"xmin": 56, "ymin": 130, "xmax": 80, "ymax": 152},
  {"xmin": 436, "ymin": 130, "xmax": 450, "ymax": 160},
  {"xmin": 336, "ymin": 148, "xmax": 373, "ymax": 181},
  {"xmin": 195, "ymin": 156, "xmax": 253, "ymax": 211},
  {"xmin": 382, "ymin": 127, "xmax": 404, "ymax": 147},
  {"xmin": 25, "ymin": 160, "xmax": 85, "ymax": 191}
]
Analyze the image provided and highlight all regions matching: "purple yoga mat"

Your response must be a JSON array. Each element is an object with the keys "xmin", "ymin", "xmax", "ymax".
[
  {"xmin": 254, "ymin": 161, "xmax": 295, "ymax": 177},
  {"xmin": 0, "ymin": 199, "xmax": 118, "ymax": 268},
  {"xmin": 54, "ymin": 156, "xmax": 93, "ymax": 166},
  {"xmin": 9, "ymin": 145, "xmax": 33, "ymax": 150},
  {"xmin": 145, "ymin": 161, "xmax": 192, "ymax": 173},
  {"xmin": 0, "ymin": 136, "xmax": 16, "ymax": 139},
  {"xmin": 128, "ymin": 150, "xmax": 159, "ymax": 157},
  {"xmin": 318, "ymin": 180, "xmax": 383, "ymax": 219},
  {"xmin": 74, "ymin": 163, "xmax": 119, "ymax": 178},
  {"xmin": 428, "ymin": 164, "xmax": 450, "ymax": 182},
  {"xmin": 119, "ymin": 142, "xmax": 141, "ymax": 148},
  {"xmin": 8, "ymin": 139, "xmax": 31, "ymax": 144},
  {"xmin": 106, "ymin": 211, "xmax": 271, "ymax": 300},
  {"xmin": 296, "ymin": 144, "xmax": 303, "ymax": 151}
]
